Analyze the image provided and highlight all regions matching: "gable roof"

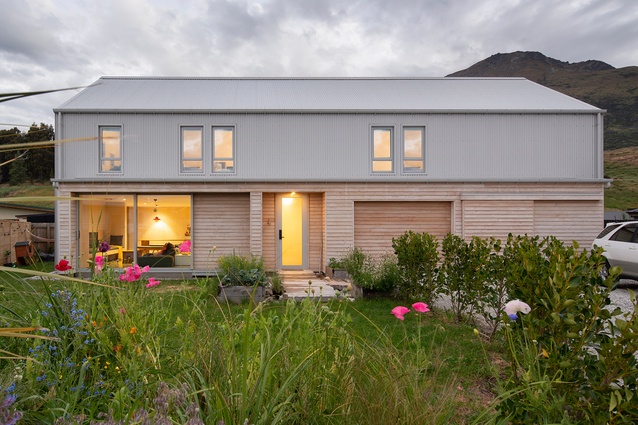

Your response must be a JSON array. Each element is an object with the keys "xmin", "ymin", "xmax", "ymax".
[{"xmin": 56, "ymin": 77, "xmax": 603, "ymax": 114}]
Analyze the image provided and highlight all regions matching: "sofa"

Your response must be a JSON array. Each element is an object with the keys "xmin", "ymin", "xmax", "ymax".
[{"xmin": 137, "ymin": 255, "xmax": 175, "ymax": 268}]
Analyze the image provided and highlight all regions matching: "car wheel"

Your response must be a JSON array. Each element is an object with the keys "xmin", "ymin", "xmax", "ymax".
[{"xmin": 600, "ymin": 261, "xmax": 610, "ymax": 280}]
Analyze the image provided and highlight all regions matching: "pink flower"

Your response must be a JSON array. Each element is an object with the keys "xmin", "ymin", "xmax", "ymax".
[
  {"xmin": 55, "ymin": 259, "xmax": 72, "ymax": 272},
  {"xmin": 412, "ymin": 302, "xmax": 430, "ymax": 313},
  {"xmin": 146, "ymin": 278, "xmax": 161, "ymax": 288},
  {"xmin": 120, "ymin": 308, "xmax": 126, "ymax": 315},
  {"xmin": 178, "ymin": 240, "xmax": 191, "ymax": 253},
  {"xmin": 94, "ymin": 255, "xmax": 105, "ymax": 272},
  {"xmin": 391, "ymin": 306, "xmax": 410, "ymax": 320},
  {"xmin": 119, "ymin": 264, "xmax": 151, "ymax": 282}
]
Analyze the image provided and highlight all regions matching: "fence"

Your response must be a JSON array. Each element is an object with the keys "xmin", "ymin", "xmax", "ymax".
[{"xmin": 0, "ymin": 220, "xmax": 55, "ymax": 264}]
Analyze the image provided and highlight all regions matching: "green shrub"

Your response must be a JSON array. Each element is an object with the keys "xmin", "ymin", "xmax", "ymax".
[
  {"xmin": 493, "ymin": 235, "xmax": 638, "ymax": 423},
  {"xmin": 392, "ymin": 231, "xmax": 440, "ymax": 302},
  {"xmin": 332, "ymin": 248, "xmax": 399, "ymax": 292},
  {"xmin": 217, "ymin": 253, "xmax": 268, "ymax": 286}
]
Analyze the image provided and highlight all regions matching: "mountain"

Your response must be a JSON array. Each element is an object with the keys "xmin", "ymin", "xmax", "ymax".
[{"xmin": 447, "ymin": 51, "xmax": 638, "ymax": 150}]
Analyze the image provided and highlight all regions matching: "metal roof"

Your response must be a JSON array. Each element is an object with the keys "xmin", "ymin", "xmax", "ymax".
[{"xmin": 55, "ymin": 77, "xmax": 603, "ymax": 113}]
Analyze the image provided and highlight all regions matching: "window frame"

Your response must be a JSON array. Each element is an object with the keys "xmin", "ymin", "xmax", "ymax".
[
  {"xmin": 180, "ymin": 126, "xmax": 204, "ymax": 174},
  {"xmin": 212, "ymin": 126, "xmax": 236, "ymax": 174},
  {"xmin": 401, "ymin": 126, "xmax": 425, "ymax": 174},
  {"xmin": 371, "ymin": 126, "xmax": 394, "ymax": 174},
  {"xmin": 99, "ymin": 126, "xmax": 122, "ymax": 174}
]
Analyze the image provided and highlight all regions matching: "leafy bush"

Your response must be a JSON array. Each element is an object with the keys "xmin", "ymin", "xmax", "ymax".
[
  {"xmin": 392, "ymin": 231, "xmax": 440, "ymax": 302},
  {"xmin": 493, "ymin": 235, "xmax": 638, "ymax": 423},
  {"xmin": 217, "ymin": 253, "xmax": 268, "ymax": 286},
  {"xmin": 331, "ymin": 248, "xmax": 399, "ymax": 292}
]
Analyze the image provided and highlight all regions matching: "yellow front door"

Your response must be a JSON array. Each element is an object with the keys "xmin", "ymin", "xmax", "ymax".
[{"xmin": 277, "ymin": 193, "xmax": 307, "ymax": 269}]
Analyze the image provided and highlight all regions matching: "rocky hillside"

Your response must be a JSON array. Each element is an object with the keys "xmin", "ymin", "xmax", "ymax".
[{"xmin": 448, "ymin": 51, "xmax": 638, "ymax": 150}]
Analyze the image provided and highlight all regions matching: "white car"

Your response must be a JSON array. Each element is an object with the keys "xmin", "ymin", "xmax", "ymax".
[{"xmin": 592, "ymin": 221, "xmax": 638, "ymax": 280}]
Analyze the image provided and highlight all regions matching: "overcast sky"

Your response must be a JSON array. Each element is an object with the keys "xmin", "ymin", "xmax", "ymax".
[{"xmin": 1, "ymin": 0, "xmax": 637, "ymax": 131}]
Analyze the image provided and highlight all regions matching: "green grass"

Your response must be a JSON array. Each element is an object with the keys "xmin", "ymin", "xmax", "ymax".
[
  {"xmin": 0, "ymin": 182, "xmax": 55, "ymax": 208},
  {"xmin": 0, "ymin": 270, "xmax": 498, "ymax": 423},
  {"xmin": 604, "ymin": 147, "xmax": 638, "ymax": 210}
]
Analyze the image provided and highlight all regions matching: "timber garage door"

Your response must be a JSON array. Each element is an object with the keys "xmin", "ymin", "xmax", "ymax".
[{"xmin": 354, "ymin": 201, "xmax": 451, "ymax": 256}]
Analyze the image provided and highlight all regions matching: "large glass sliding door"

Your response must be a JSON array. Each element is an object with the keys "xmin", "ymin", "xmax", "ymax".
[{"xmin": 78, "ymin": 194, "xmax": 192, "ymax": 269}]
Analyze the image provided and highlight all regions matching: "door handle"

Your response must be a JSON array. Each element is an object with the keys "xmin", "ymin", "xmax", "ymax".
[{"xmin": 279, "ymin": 230, "xmax": 283, "ymax": 240}]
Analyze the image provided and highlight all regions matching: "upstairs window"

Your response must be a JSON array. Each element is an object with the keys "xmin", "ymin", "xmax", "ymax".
[
  {"xmin": 181, "ymin": 127, "xmax": 203, "ymax": 173},
  {"xmin": 402, "ymin": 127, "xmax": 425, "ymax": 173},
  {"xmin": 372, "ymin": 127, "xmax": 393, "ymax": 173},
  {"xmin": 213, "ymin": 126, "xmax": 235, "ymax": 173},
  {"xmin": 99, "ymin": 126, "xmax": 122, "ymax": 173}
]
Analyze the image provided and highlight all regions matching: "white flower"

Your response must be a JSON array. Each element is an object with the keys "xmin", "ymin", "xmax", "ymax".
[{"xmin": 505, "ymin": 299, "xmax": 531, "ymax": 316}]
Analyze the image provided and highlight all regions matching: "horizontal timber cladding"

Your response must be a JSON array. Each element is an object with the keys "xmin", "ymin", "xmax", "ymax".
[
  {"xmin": 462, "ymin": 200, "xmax": 534, "ymax": 241},
  {"xmin": 354, "ymin": 201, "xmax": 452, "ymax": 257},
  {"xmin": 261, "ymin": 193, "xmax": 276, "ymax": 269},
  {"xmin": 54, "ymin": 181, "xmax": 605, "ymax": 267},
  {"xmin": 192, "ymin": 193, "xmax": 250, "ymax": 271},
  {"xmin": 308, "ymin": 193, "xmax": 324, "ymax": 272},
  {"xmin": 533, "ymin": 200, "xmax": 603, "ymax": 247}
]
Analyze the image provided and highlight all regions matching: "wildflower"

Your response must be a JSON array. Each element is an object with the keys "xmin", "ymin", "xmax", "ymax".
[
  {"xmin": 119, "ymin": 264, "xmax": 151, "ymax": 282},
  {"xmin": 120, "ymin": 308, "xmax": 126, "ymax": 315},
  {"xmin": 146, "ymin": 277, "xmax": 161, "ymax": 288},
  {"xmin": 94, "ymin": 255, "xmax": 105, "ymax": 272},
  {"xmin": 504, "ymin": 299, "xmax": 531, "ymax": 321},
  {"xmin": 98, "ymin": 240, "xmax": 110, "ymax": 253},
  {"xmin": 412, "ymin": 302, "xmax": 430, "ymax": 313},
  {"xmin": 55, "ymin": 259, "xmax": 73, "ymax": 272},
  {"xmin": 130, "ymin": 327, "xmax": 137, "ymax": 334},
  {"xmin": 391, "ymin": 306, "xmax": 410, "ymax": 320}
]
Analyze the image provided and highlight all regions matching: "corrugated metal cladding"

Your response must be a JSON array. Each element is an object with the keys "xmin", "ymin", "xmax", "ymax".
[
  {"xmin": 57, "ymin": 112, "xmax": 599, "ymax": 181},
  {"xmin": 56, "ymin": 77, "xmax": 602, "ymax": 113}
]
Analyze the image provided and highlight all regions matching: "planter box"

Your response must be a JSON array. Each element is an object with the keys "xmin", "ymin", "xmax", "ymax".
[
  {"xmin": 351, "ymin": 284, "xmax": 393, "ymax": 300},
  {"xmin": 326, "ymin": 267, "xmax": 350, "ymax": 280},
  {"xmin": 217, "ymin": 285, "xmax": 268, "ymax": 304}
]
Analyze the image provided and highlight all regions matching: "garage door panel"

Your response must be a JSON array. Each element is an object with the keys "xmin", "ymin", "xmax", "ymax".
[{"xmin": 354, "ymin": 201, "xmax": 451, "ymax": 257}]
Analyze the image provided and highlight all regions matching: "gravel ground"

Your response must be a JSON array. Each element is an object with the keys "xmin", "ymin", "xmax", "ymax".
[{"xmin": 610, "ymin": 279, "xmax": 638, "ymax": 316}]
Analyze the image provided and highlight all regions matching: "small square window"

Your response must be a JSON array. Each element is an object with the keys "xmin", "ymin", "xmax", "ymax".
[
  {"xmin": 213, "ymin": 127, "xmax": 234, "ymax": 173},
  {"xmin": 372, "ymin": 127, "xmax": 393, "ymax": 173},
  {"xmin": 99, "ymin": 126, "xmax": 122, "ymax": 173}
]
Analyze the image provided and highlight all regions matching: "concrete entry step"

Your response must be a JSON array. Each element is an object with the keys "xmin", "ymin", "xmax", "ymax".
[{"xmin": 279, "ymin": 270, "xmax": 336, "ymax": 300}]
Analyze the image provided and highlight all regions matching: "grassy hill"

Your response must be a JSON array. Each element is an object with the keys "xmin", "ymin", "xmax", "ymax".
[
  {"xmin": 0, "ymin": 183, "xmax": 55, "ymax": 209},
  {"xmin": 448, "ymin": 51, "xmax": 638, "ymax": 151}
]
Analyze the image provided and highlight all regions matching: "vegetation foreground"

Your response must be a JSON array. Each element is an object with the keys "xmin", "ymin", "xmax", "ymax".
[{"xmin": 1, "ymin": 233, "xmax": 638, "ymax": 424}]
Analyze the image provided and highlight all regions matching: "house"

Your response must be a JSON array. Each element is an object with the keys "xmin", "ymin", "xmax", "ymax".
[{"xmin": 53, "ymin": 77, "xmax": 606, "ymax": 276}]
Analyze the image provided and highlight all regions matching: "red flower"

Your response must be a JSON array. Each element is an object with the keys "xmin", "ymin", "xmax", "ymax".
[{"xmin": 55, "ymin": 259, "xmax": 73, "ymax": 272}]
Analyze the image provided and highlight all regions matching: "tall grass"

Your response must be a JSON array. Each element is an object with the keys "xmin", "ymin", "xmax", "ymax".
[{"xmin": 1, "ymin": 265, "xmax": 486, "ymax": 424}]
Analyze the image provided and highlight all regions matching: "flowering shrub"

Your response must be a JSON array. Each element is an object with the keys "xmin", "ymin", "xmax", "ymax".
[{"xmin": 0, "ymin": 383, "xmax": 22, "ymax": 425}]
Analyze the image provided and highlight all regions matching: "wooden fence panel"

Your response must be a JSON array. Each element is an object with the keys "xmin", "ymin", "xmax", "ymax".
[{"xmin": 0, "ymin": 220, "xmax": 31, "ymax": 264}]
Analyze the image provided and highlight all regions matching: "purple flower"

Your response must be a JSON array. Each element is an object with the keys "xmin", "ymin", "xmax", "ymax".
[
  {"xmin": 98, "ymin": 240, "xmax": 110, "ymax": 253},
  {"xmin": 508, "ymin": 313, "xmax": 519, "ymax": 321}
]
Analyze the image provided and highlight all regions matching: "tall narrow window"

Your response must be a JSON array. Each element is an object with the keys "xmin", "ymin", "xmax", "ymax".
[
  {"xmin": 213, "ymin": 127, "xmax": 235, "ymax": 173},
  {"xmin": 403, "ymin": 127, "xmax": 425, "ymax": 173},
  {"xmin": 181, "ymin": 127, "xmax": 203, "ymax": 173},
  {"xmin": 372, "ymin": 127, "xmax": 393, "ymax": 173},
  {"xmin": 99, "ymin": 126, "xmax": 122, "ymax": 173}
]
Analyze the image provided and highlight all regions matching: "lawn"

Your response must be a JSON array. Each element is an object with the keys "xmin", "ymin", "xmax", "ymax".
[{"xmin": 0, "ymin": 265, "xmax": 498, "ymax": 424}]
